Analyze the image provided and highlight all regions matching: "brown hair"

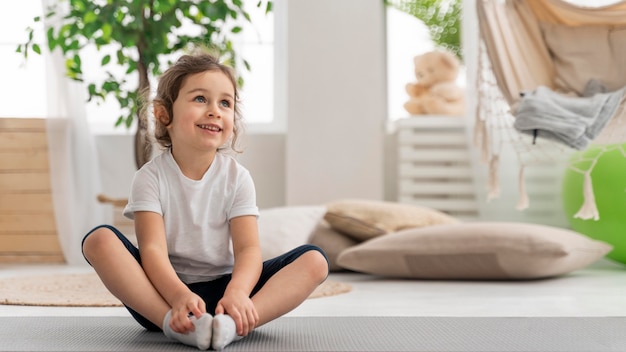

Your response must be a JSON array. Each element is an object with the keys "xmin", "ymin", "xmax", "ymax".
[{"xmin": 151, "ymin": 52, "xmax": 243, "ymax": 152}]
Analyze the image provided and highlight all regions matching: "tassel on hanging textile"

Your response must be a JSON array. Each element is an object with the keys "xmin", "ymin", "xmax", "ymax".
[
  {"xmin": 487, "ymin": 155, "xmax": 500, "ymax": 201},
  {"xmin": 574, "ymin": 171, "xmax": 600, "ymax": 221},
  {"xmin": 516, "ymin": 165, "xmax": 529, "ymax": 210},
  {"xmin": 481, "ymin": 126, "xmax": 490, "ymax": 164},
  {"xmin": 473, "ymin": 118, "xmax": 482, "ymax": 156},
  {"xmin": 473, "ymin": 115, "xmax": 481, "ymax": 146},
  {"xmin": 476, "ymin": 119, "xmax": 489, "ymax": 164}
]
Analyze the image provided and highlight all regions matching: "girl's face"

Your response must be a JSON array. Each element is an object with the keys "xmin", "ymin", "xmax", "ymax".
[{"xmin": 167, "ymin": 70, "xmax": 236, "ymax": 155}]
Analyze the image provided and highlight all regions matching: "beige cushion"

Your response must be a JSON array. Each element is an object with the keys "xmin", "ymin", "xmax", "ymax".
[
  {"xmin": 541, "ymin": 23, "xmax": 626, "ymax": 95},
  {"xmin": 258, "ymin": 206, "xmax": 326, "ymax": 260},
  {"xmin": 336, "ymin": 222, "xmax": 612, "ymax": 280},
  {"xmin": 324, "ymin": 199, "xmax": 460, "ymax": 242},
  {"xmin": 308, "ymin": 220, "xmax": 359, "ymax": 272}
]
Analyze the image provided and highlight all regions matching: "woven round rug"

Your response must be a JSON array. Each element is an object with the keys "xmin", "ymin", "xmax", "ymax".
[{"xmin": 0, "ymin": 272, "xmax": 351, "ymax": 307}]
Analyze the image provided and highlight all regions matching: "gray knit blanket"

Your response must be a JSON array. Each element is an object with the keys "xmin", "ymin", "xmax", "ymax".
[{"xmin": 513, "ymin": 84, "xmax": 626, "ymax": 150}]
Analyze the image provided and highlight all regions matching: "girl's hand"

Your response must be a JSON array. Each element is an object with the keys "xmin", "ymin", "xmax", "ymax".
[
  {"xmin": 215, "ymin": 289, "xmax": 259, "ymax": 336},
  {"xmin": 169, "ymin": 291, "xmax": 206, "ymax": 334}
]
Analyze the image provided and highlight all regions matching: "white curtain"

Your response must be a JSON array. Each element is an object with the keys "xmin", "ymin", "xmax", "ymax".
[{"xmin": 42, "ymin": 0, "xmax": 106, "ymax": 265}]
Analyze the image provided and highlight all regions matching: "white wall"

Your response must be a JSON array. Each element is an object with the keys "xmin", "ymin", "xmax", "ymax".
[
  {"xmin": 236, "ymin": 134, "xmax": 286, "ymax": 208},
  {"xmin": 282, "ymin": 0, "xmax": 387, "ymax": 205}
]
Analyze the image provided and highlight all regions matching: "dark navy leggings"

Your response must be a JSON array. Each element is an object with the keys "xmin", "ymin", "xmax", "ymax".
[{"xmin": 81, "ymin": 224, "xmax": 328, "ymax": 331}]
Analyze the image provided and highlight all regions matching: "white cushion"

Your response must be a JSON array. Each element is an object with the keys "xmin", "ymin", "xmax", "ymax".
[{"xmin": 257, "ymin": 206, "xmax": 327, "ymax": 260}]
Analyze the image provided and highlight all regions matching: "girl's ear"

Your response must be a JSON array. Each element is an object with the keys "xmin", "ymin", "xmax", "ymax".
[{"xmin": 154, "ymin": 104, "xmax": 169, "ymax": 125}]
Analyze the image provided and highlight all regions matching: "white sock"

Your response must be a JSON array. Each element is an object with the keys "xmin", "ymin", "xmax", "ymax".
[
  {"xmin": 211, "ymin": 314, "xmax": 243, "ymax": 350},
  {"xmin": 162, "ymin": 310, "xmax": 213, "ymax": 350}
]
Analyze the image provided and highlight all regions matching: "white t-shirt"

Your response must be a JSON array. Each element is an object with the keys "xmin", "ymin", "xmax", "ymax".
[{"xmin": 123, "ymin": 149, "xmax": 259, "ymax": 284}]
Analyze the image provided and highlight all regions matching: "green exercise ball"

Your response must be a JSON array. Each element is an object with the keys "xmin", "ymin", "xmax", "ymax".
[
  {"xmin": 562, "ymin": 144, "xmax": 626, "ymax": 264},
  {"xmin": 562, "ymin": 144, "xmax": 626, "ymax": 265}
]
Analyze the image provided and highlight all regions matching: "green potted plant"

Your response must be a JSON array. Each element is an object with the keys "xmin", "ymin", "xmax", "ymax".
[
  {"xmin": 387, "ymin": 0, "xmax": 462, "ymax": 61},
  {"xmin": 18, "ymin": 0, "xmax": 272, "ymax": 168}
]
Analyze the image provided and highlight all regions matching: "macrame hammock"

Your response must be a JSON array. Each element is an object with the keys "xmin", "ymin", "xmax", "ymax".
[{"xmin": 474, "ymin": 0, "xmax": 626, "ymax": 221}]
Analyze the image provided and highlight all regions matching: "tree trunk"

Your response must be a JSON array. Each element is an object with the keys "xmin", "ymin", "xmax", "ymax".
[
  {"xmin": 134, "ymin": 47, "xmax": 152, "ymax": 170},
  {"xmin": 134, "ymin": 120, "xmax": 152, "ymax": 170}
]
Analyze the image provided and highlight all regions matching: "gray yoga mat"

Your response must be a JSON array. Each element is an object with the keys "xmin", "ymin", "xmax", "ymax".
[{"xmin": 1, "ymin": 316, "xmax": 625, "ymax": 351}]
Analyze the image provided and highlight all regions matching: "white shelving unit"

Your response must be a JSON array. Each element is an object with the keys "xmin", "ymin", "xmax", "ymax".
[{"xmin": 395, "ymin": 116, "xmax": 479, "ymax": 221}]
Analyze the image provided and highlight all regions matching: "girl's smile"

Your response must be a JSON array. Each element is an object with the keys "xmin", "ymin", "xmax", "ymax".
[{"xmin": 197, "ymin": 123, "xmax": 222, "ymax": 133}]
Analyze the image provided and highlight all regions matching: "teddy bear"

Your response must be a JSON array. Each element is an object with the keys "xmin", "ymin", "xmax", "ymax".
[{"xmin": 404, "ymin": 49, "xmax": 465, "ymax": 116}]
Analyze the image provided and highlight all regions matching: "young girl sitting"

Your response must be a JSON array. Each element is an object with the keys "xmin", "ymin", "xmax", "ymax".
[{"xmin": 81, "ymin": 52, "xmax": 329, "ymax": 350}]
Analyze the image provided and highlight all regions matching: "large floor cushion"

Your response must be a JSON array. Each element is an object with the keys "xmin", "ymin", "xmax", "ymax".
[{"xmin": 337, "ymin": 222, "xmax": 612, "ymax": 280}]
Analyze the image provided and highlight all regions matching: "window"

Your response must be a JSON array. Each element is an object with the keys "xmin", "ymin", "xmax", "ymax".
[
  {"xmin": 1, "ymin": 1, "xmax": 275, "ymax": 133},
  {"xmin": 234, "ymin": 3, "xmax": 275, "ymax": 127},
  {"xmin": 386, "ymin": 5, "xmax": 466, "ymax": 122},
  {"xmin": 386, "ymin": 6, "xmax": 433, "ymax": 122},
  {"xmin": 0, "ymin": 0, "xmax": 46, "ymax": 118}
]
